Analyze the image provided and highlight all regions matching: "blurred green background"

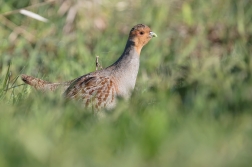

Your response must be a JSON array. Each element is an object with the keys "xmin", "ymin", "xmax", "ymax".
[{"xmin": 1, "ymin": 0, "xmax": 252, "ymax": 166}]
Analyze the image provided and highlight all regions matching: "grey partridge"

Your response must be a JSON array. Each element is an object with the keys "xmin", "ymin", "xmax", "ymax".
[{"xmin": 21, "ymin": 24, "xmax": 157, "ymax": 109}]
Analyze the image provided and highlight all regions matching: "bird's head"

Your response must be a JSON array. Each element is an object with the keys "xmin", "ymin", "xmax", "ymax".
[{"xmin": 128, "ymin": 24, "xmax": 157, "ymax": 55}]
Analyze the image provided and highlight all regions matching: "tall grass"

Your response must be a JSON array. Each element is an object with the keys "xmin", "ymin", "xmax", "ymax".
[{"xmin": 0, "ymin": 0, "xmax": 252, "ymax": 166}]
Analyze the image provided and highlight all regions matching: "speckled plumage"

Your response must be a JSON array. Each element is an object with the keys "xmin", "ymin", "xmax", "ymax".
[{"xmin": 21, "ymin": 24, "xmax": 157, "ymax": 109}]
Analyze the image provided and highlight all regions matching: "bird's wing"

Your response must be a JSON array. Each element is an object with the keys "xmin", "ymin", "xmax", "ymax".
[{"xmin": 64, "ymin": 74, "xmax": 117, "ymax": 109}]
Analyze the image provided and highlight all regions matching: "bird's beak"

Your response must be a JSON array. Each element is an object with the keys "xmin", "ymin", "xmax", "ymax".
[{"xmin": 150, "ymin": 31, "xmax": 157, "ymax": 38}]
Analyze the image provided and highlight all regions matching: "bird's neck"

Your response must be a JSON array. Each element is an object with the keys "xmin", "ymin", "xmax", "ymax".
[
  {"xmin": 109, "ymin": 40, "xmax": 141, "ymax": 98},
  {"xmin": 114, "ymin": 40, "xmax": 140, "ymax": 65}
]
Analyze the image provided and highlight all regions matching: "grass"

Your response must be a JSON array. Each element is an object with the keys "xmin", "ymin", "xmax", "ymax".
[{"xmin": 0, "ymin": 0, "xmax": 252, "ymax": 166}]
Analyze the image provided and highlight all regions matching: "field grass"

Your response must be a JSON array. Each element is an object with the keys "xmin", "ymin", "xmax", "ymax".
[{"xmin": 1, "ymin": 0, "xmax": 252, "ymax": 166}]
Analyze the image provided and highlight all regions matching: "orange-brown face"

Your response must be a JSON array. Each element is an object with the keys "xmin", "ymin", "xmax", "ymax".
[{"xmin": 129, "ymin": 24, "xmax": 157, "ymax": 55}]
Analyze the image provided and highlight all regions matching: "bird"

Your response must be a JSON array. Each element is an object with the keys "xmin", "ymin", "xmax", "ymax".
[{"xmin": 21, "ymin": 24, "xmax": 157, "ymax": 109}]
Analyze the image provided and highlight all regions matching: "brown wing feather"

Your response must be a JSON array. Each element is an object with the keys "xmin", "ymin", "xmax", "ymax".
[{"xmin": 64, "ymin": 74, "xmax": 117, "ymax": 109}]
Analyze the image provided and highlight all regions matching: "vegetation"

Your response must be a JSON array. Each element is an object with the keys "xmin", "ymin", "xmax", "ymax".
[{"xmin": 0, "ymin": 0, "xmax": 252, "ymax": 166}]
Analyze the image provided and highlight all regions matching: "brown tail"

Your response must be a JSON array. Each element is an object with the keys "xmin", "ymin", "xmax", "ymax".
[{"xmin": 21, "ymin": 74, "xmax": 72, "ymax": 91}]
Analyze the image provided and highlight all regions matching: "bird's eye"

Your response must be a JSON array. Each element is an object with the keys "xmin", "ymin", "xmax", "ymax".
[{"xmin": 140, "ymin": 31, "xmax": 144, "ymax": 35}]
